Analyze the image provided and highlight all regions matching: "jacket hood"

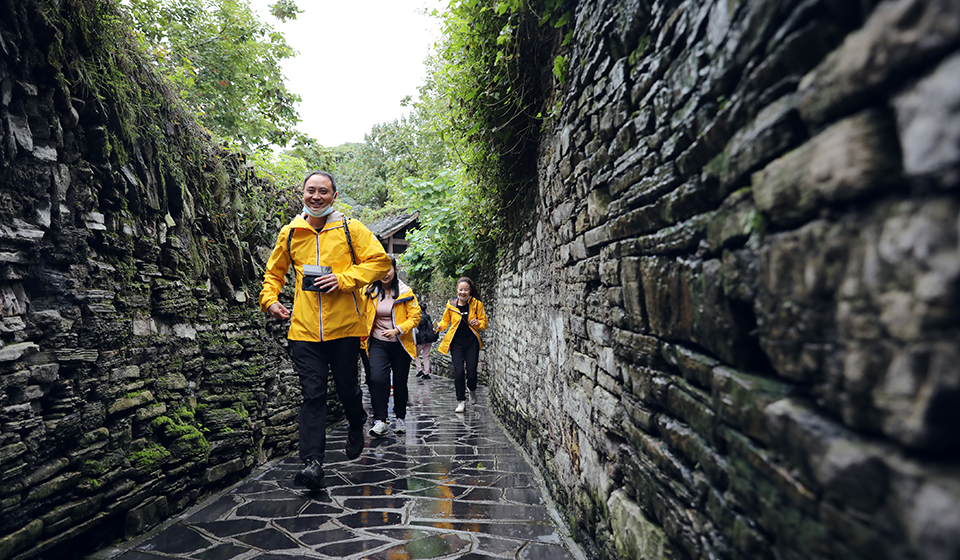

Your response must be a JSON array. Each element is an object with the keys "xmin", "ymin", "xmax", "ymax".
[{"xmin": 396, "ymin": 278, "xmax": 414, "ymax": 302}]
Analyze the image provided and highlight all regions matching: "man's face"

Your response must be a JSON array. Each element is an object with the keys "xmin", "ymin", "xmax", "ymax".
[{"xmin": 302, "ymin": 174, "xmax": 336, "ymax": 214}]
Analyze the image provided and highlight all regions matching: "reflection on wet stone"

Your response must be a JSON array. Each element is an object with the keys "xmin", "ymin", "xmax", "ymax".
[
  {"xmin": 235, "ymin": 498, "xmax": 308, "ymax": 518},
  {"xmin": 372, "ymin": 528, "xmax": 444, "ymax": 541},
  {"xmin": 411, "ymin": 500, "xmax": 551, "ymax": 522},
  {"xmin": 342, "ymin": 496, "xmax": 409, "ymax": 509},
  {"xmin": 231, "ymin": 481, "xmax": 278, "ymax": 494},
  {"xmin": 297, "ymin": 527, "xmax": 357, "ymax": 546},
  {"xmin": 236, "ymin": 488, "xmax": 299, "ymax": 500},
  {"xmin": 451, "ymin": 475, "xmax": 501, "ymax": 487},
  {"xmin": 414, "ymin": 521, "xmax": 561, "ymax": 543},
  {"xmin": 492, "ymin": 474, "xmax": 536, "ymax": 488},
  {"xmin": 338, "ymin": 510, "xmax": 404, "ymax": 528},
  {"xmin": 461, "ymin": 487, "xmax": 503, "ymax": 501},
  {"xmin": 406, "ymin": 485, "xmax": 468, "ymax": 499},
  {"xmin": 232, "ymin": 527, "xmax": 301, "ymax": 550},
  {"xmin": 272, "ymin": 515, "xmax": 330, "ymax": 533},
  {"xmin": 315, "ymin": 538, "xmax": 390, "ymax": 556},
  {"xmin": 186, "ymin": 495, "xmax": 241, "ymax": 523},
  {"xmin": 477, "ymin": 535, "xmax": 524, "ymax": 555},
  {"xmin": 192, "ymin": 519, "xmax": 266, "ymax": 538},
  {"xmin": 340, "ymin": 469, "xmax": 399, "ymax": 485},
  {"xmin": 94, "ymin": 377, "xmax": 582, "ymax": 560},
  {"xmin": 193, "ymin": 542, "xmax": 251, "ymax": 560},
  {"xmin": 115, "ymin": 551, "xmax": 170, "ymax": 560},
  {"xmin": 137, "ymin": 525, "xmax": 212, "ymax": 554},
  {"xmin": 300, "ymin": 502, "xmax": 342, "ymax": 515},
  {"xmin": 412, "ymin": 461, "xmax": 461, "ymax": 474},
  {"xmin": 329, "ymin": 483, "xmax": 414, "ymax": 497},
  {"xmin": 366, "ymin": 533, "xmax": 472, "ymax": 559},
  {"xmin": 520, "ymin": 542, "xmax": 578, "ymax": 559},
  {"xmin": 504, "ymin": 487, "xmax": 545, "ymax": 505}
]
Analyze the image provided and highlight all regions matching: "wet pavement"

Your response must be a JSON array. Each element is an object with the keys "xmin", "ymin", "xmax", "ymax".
[{"xmin": 88, "ymin": 373, "xmax": 584, "ymax": 560}]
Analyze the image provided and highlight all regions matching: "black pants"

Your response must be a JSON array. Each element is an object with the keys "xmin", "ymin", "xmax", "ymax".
[
  {"xmin": 359, "ymin": 348, "xmax": 372, "ymax": 387},
  {"xmin": 368, "ymin": 337, "xmax": 411, "ymax": 421},
  {"xmin": 450, "ymin": 334, "xmax": 479, "ymax": 401},
  {"xmin": 289, "ymin": 338, "xmax": 367, "ymax": 464}
]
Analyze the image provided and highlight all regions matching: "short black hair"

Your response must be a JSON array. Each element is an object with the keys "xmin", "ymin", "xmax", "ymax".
[{"xmin": 302, "ymin": 171, "xmax": 337, "ymax": 192}]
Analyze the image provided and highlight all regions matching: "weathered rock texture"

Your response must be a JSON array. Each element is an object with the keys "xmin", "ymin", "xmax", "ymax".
[
  {"xmin": 0, "ymin": 1, "xmax": 306, "ymax": 558},
  {"xmin": 488, "ymin": 1, "xmax": 960, "ymax": 559}
]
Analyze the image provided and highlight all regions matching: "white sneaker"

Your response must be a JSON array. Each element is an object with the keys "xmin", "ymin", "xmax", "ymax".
[
  {"xmin": 395, "ymin": 418, "xmax": 406, "ymax": 433},
  {"xmin": 455, "ymin": 401, "xmax": 465, "ymax": 413},
  {"xmin": 469, "ymin": 390, "xmax": 477, "ymax": 404},
  {"xmin": 369, "ymin": 420, "xmax": 388, "ymax": 437}
]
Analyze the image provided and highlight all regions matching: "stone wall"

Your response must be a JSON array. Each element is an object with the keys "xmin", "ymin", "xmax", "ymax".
[
  {"xmin": 487, "ymin": 1, "xmax": 960, "ymax": 559},
  {"xmin": 0, "ymin": 1, "xmax": 307, "ymax": 558}
]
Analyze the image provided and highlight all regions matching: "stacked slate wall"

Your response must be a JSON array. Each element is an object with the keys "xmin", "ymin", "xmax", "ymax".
[
  {"xmin": 488, "ymin": 1, "xmax": 960, "ymax": 559},
  {"xmin": 0, "ymin": 1, "xmax": 307, "ymax": 558}
]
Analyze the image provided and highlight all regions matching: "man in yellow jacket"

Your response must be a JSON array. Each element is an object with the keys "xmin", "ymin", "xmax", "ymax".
[{"xmin": 259, "ymin": 171, "xmax": 391, "ymax": 489}]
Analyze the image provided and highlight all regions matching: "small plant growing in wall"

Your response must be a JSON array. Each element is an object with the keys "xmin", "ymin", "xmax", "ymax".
[
  {"xmin": 130, "ymin": 443, "xmax": 172, "ymax": 473},
  {"xmin": 150, "ymin": 406, "xmax": 212, "ymax": 461}
]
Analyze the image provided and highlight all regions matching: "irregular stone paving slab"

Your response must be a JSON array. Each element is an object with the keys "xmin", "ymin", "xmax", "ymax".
[{"xmin": 89, "ymin": 375, "xmax": 584, "ymax": 560}]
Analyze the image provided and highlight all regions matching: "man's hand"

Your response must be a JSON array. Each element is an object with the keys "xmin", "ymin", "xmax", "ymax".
[
  {"xmin": 267, "ymin": 302, "xmax": 290, "ymax": 319},
  {"xmin": 315, "ymin": 273, "xmax": 340, "ymax": 293}
]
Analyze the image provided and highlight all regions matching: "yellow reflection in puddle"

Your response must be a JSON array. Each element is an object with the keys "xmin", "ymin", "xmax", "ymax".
[{"xmin": 432, "ymin": 471, "xmax": 454, "ymax": 529}]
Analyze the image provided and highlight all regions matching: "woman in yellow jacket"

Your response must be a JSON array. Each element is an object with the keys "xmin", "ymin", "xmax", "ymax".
[
  {"xmin": 259, "ymin": 171, "xmax": 391, "ymax": 489},
  {"xmin": 435, "ymin": 277, "xmax": 488, "ymax": 413},
  {"xmin": 362, "ymin": 257, "xmax": 421, "ymax": 437}
]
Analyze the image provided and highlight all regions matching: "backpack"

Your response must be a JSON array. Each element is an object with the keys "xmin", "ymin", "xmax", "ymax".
[{"xmin": 416, "ymin": 311, "xmax": 439, "ymax": 344}]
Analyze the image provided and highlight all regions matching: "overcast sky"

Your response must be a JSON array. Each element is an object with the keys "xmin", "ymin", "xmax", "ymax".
[{"xmin": 249, "ymin": 0, "xmax": 444, "ymax": 147}]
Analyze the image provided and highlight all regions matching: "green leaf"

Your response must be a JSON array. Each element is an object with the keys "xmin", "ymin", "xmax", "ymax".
[{"xmin": 553, "ymin": 55, "xmax": 568, "ymax": 84}]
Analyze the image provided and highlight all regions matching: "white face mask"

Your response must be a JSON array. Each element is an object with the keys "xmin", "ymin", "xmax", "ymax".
[{"xmin": 302, "ymin": 204, "xmax": 333, "ymax": 218}]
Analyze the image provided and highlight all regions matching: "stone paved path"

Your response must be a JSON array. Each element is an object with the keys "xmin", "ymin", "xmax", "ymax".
[{"xmin": 88, "ymin": 373, "xmax": 584, "ymax": 560}]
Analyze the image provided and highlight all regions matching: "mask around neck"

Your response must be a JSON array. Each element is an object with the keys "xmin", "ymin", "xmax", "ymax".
[{"xmin": 302, "ymin": 204, "xmax": 333, "ymax": 219}]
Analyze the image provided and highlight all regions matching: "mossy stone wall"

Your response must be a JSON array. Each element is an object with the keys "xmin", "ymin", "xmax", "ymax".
[
  {"xmin": 487, "ymin": 1, "xmax": 960, "ymax": 559},
  {"xmin": 0, "ymin": 1, "xmax": 310, "ymax": 557}
]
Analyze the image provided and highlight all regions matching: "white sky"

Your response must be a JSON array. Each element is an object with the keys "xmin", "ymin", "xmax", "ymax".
[{"xmin": 249, "ymin": 0, "xmax": 444, "ymax": 147}]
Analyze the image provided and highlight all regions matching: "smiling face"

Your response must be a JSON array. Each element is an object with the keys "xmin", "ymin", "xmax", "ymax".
[
  {"xmin": 302, "ymin": 173, "xmax": 337, "ymax": 216},
  {"xmin": 457, "ymin": 281, "xmax": 471, "ymax": 302}
]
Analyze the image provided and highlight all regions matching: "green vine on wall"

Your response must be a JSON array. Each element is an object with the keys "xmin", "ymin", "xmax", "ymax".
[{"xmin": 407, "ymin": 0, "xmax": 571, "ymax": 290}]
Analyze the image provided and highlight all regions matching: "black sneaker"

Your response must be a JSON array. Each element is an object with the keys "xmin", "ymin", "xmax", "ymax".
[
  {"xmin": 293, "ymin": 459, "xmax": 324, "ymax": 489},
  {"xmin": 346, "ymin": 426, "xmax": 364, "ymax": 459},
  {"xmin": 415, "ymin": 370, "xmax": 424, "ymax": 378}
]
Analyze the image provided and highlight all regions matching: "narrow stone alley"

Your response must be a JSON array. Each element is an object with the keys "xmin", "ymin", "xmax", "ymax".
[{"xmin": 86, "ymin": 375, "xmax": 584, "ymax": 560}]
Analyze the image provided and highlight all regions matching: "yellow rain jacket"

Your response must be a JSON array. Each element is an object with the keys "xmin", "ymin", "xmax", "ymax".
[
  {"xmin": 259, "ymin": 212, "xmax": 391, "ymax": 342},
  {"xmin": 436, "ymin": 296, "xmax": 487, "ymax": 355},
  {"xmin": 361, "ymin": 278, "xmax": 421, "ymax": 359}
]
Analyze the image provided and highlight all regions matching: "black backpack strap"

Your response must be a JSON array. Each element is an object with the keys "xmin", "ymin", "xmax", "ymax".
[
  {"xmin": 342, "ymin": 216, "xmax": 357, "ymax": 265},
  {"xmin": 286, "ymin": 228, "xmax": 295, "ymax": 269},
  {"xmin": 287, "ymin": 217, "xmax": 356, "ymax": 269}
]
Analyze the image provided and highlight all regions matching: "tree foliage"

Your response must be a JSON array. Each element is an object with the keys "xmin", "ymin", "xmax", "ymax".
[
  {"xmin": 399, "ymin": 168, "xmax": 496, "ymax": 282},
  {"xmin": 125, "ymin": 0, "xmax": 302, "ymax": 149},
  {"xmin": 332, "ymin": 95, "xmax": 450, "ymax": 223},
  {"xmin": 430, "ymin": 0, "xmax": 568, "ymax": 212},
  {"xmin": 393, "ymin": 0, "xmax": 570, "ymax": 291}
]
